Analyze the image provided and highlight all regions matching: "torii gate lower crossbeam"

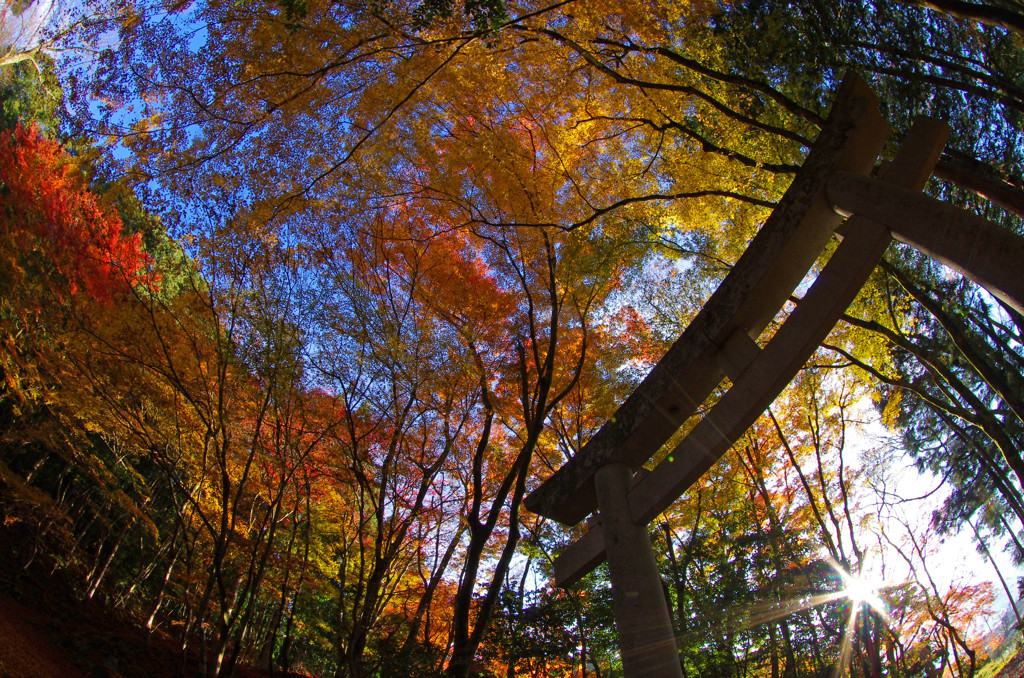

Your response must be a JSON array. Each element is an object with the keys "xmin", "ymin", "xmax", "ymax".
[{"xmin": 524, "ymin": 74, "xmax": 1024, "ymax": 678}]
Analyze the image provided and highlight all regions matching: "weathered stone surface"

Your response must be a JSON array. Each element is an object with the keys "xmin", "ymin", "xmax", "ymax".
[
  {"xmin": 828, "ymin": 171, "xmax": 1024, "ymax": 316},
  {"xmin": 595, "ymin": 463, "xmax": 683, "ymax": 678}
]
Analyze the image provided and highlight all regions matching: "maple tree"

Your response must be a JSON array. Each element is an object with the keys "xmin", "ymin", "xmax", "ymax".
[
  {"xmin": 0, "ymin": 120, "xmax": 154, "ymax": 594},
  {"xmin": 639, "ymin": 365, "xmax": 996, "ymax": 678},
  {"xmin": 309, "ymin": 228, "xmax": 481, "ymax": 677},
  {"xmin": 0, "ymin": 123, "xmax": 149, "ymax": 304}
]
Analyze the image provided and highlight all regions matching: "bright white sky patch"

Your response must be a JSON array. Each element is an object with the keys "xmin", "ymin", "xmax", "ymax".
[
  {"xmin": 1, "ymin": 0, "xmax": 54, "ymax": 51},
  {"xmin": 836, "ymin": 563, "xmax": 889, "ymax": 616}
]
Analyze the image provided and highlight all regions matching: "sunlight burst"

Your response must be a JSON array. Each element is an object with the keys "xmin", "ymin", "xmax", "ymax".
[
  {"xmin": 836, "ymin": 565, "xmax": 888, "ymax": 616},
  {"xmin": 824, "ymin": 560, "xmax": 892, "ymax": 676}
]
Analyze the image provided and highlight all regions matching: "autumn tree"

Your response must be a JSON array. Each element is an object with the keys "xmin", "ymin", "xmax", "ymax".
[
  {"xmin": 308, "ymin": 225, "xmax": 481, "ymax": 677},
  {"xmin": 0, "ymin": 115, "xmax": 348, "ymax": 676},
  {"xmin": 0, "ymin": 121, "xmax": 153, "ymax": 584}
]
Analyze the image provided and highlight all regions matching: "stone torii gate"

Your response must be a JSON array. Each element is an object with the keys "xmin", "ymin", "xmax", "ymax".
[{"xmin": 523, "ymin": 74, "xmax": 1024, "ymax": 678}]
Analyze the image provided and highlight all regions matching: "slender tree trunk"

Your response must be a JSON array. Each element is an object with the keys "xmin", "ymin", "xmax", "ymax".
[
  {"xmin": 934, "ymin": 158, "xmax": 1024, "ymax": 219},
  {"xmin": 397, "ymin": 524, "xmax": 465, "ymax": 661},
  {"xmin": 969, "ymin": 520, "xmax": 1022, "ymax": 628},
  {"xmin": 146, "ymin": 539, "xmax": 182, "ymax": 629},
  {"xmin": 86, "ymin": 523, "xmax": 129, "ymax": 599}
]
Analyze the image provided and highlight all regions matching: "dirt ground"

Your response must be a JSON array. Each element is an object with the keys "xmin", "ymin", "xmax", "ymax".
[
  {"xmin": 0, "ymin": 576, "xmax": 184, "ymax": 677},
  {"xmin": 997, "ymin": 648, "xmax": 1024, "ymax": 678},
  {"xmin": 0, "ymin": 553, "xmax": 309, "ymax": 678}
]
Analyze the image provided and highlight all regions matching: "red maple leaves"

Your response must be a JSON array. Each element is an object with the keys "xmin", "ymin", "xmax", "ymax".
[{"xmin": 0, "ymin": 124, "xmax": 151, "ymax": 305}]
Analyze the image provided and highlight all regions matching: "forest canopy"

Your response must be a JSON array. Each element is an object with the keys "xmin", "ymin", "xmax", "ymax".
[{"xmin": 1, "ymin": 0, "xmax": 1023, "ymax": 676}]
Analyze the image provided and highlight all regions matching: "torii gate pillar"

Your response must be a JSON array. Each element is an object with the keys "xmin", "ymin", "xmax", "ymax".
[{"xmin": 595, "ymin": 462, "xmax": 682, "ymax": 677}]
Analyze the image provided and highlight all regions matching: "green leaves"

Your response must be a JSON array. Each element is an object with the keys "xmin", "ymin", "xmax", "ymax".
[{"xmin": 411, "ymin": 0, "xmax": 508, "ymax": 34}]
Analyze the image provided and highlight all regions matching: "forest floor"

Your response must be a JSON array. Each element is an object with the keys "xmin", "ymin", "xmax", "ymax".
[
  {"xmin": 2, "ymin": 565, "xmax": 1023, "ymax": 678},
  {"xmin": 0, "ymin": 537, "xmax": 311, "ymax": 678},
  {"xmin": 996, "ymin": 648, "xmax": 1024, "ymax": 678}
]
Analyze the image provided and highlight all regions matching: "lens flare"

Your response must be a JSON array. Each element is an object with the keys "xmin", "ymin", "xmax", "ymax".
[
  {"xmin": 838, "ymin": 568, "xmax": 887, "ymax": 615},
  {"xmin": 819, "ymin": 559, "xmax": 893, "ymax": 676}
]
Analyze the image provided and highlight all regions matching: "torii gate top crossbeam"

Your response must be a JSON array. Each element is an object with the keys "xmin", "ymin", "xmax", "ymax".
[
  {"xmin": 527, "ymin": 71, "xmax": 1024, "ymax": 592},
  {"xmin": 522, "ymin": 73, "xmax": 1024, "ymax": 678},
  {"xmin": 523, "ymin": 75, "xmax": 891, "ymax": 528}
]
